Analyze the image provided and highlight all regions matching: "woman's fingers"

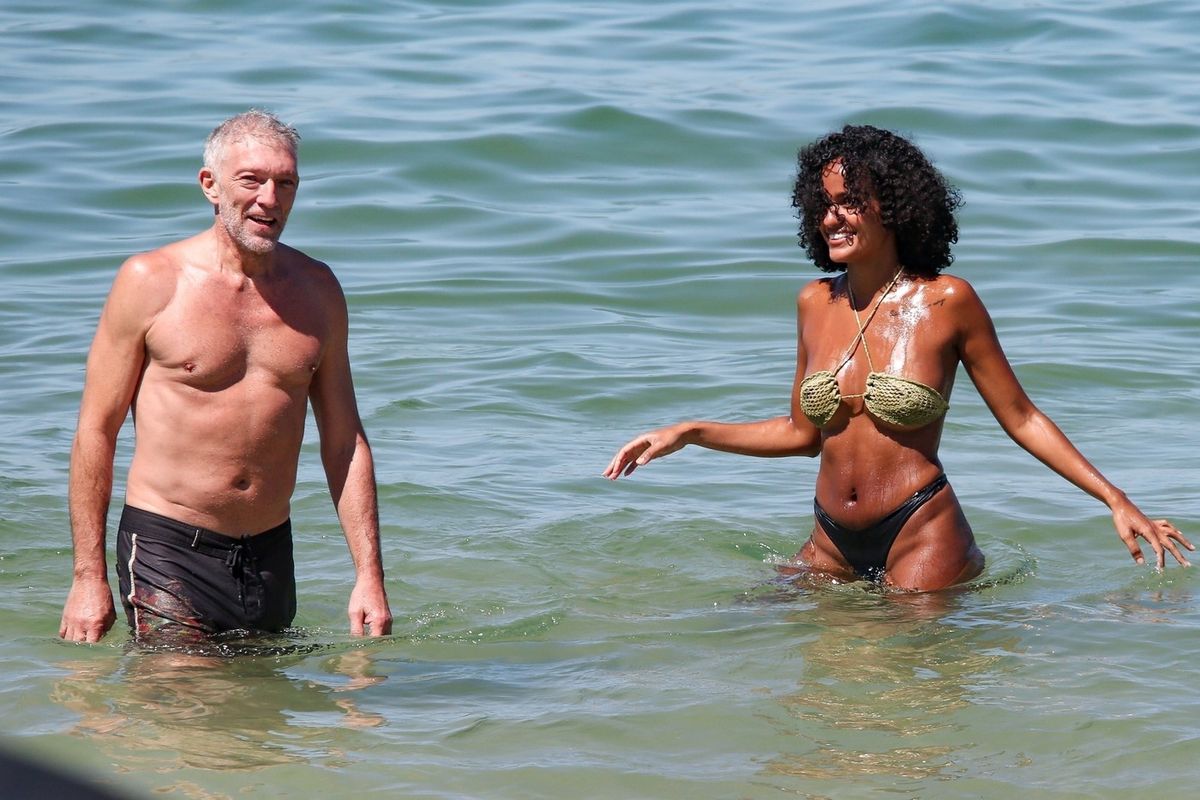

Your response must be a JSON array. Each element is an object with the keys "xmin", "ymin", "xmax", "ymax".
[
  {"xmin": 604, "ymin": 436, "xmax": 651, "ymax": 479},
  {"xmin": 1124, "ymin": 519, "xmax": 1192, "ymax": 569}
]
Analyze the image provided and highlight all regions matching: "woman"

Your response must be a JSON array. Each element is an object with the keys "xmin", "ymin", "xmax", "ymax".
[{"xmin": 603, "ymin": 125, "xmax": 1190, "ymax": 591}]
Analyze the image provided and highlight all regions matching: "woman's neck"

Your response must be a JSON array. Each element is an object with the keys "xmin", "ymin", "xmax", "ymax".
[{"xmin": 844, "ymin": 260, "xmax": 903, "ymax": 307}]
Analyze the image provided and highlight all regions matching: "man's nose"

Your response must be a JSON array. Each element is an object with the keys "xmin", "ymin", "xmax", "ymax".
[{"xmin": 257, "ymin": 180, "xmax": 279, "ymax": 207}]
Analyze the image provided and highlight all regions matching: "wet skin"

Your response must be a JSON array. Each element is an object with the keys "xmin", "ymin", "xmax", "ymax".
[
  {"xmin": 605, "ymin": 160, "xmax": 1191, "ymax": 590},
  {"xmin": 60, "ymin": 133, "xmax": 392, "ymax": 642}
]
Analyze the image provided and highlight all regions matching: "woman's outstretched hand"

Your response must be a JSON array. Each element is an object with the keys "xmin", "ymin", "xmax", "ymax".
[
  {"xmin": 603, "ymin": 424, "xmax": 692, "ymax": 479},
  {"xmin": 1112, "ymin": 500, "xmax": 1193, "ymax": 569}
]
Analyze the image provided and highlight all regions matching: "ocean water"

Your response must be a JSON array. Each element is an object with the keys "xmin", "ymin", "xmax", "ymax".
[{"xmin": 2, "ymin": 1, "xmax": 1199, "ymax": 797}]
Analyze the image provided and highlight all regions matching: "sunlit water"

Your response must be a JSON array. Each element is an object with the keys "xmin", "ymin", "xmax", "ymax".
[{"xmin": 2, "ymin": 2, "xmax": 1198, "ymax": 798}]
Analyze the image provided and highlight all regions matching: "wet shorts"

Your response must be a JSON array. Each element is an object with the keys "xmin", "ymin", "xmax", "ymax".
[{"xmin": 116, "ymin": 505, "xmax": 297, "ymax": 638}]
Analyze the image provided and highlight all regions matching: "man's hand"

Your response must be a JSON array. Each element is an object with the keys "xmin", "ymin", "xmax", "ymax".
[
  {"xmin": 59, "ymin": 576, "xmax": 117, "ymax": 643},
  {"xmin": 348, "ymin": 578, "xmax": 392, "ymax": 637}
]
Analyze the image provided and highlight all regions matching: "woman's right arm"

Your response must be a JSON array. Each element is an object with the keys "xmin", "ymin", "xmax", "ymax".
[
  {"xmin": 601, "ymin": 415, "xmax": 819, "ymax": 479},
  {"xmin": 603, "ymin": 288, "xmax": 822, "ymax": 479}
]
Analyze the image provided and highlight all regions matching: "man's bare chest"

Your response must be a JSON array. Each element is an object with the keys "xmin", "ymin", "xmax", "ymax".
[{"xmin": 146, "ymin": 288, "xmax": 325, "ymax": 391}]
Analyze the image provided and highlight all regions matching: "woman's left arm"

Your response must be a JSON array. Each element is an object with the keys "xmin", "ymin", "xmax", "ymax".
[{"xmin": 950, "ymin": 278, "xmax": 1191, "ymax": 569}]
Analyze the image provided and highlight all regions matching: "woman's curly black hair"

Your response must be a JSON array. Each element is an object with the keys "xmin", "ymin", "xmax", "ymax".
[{"xmin": 792, "ymin": 125, "xmax": 963, "ymax": 277}]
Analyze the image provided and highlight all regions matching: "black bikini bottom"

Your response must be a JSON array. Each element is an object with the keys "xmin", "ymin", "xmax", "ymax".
[{"xmin": 813, "ymin": 473, "xmax": 949, "ymax": 580}]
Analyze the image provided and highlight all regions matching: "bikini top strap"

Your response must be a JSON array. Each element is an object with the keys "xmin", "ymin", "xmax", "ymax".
[{"xmin": 843, "ymin": 268, "xmax": 903, "ymax": 375}]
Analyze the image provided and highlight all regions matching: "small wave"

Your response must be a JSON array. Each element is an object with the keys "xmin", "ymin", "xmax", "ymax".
[
  {"xmin": 121, "ymin": 626, "xmax": 380, "ymax": 660},
  {"xmin": 755, "ymin": 537, "xmax": 1035, "ymax": 601}
]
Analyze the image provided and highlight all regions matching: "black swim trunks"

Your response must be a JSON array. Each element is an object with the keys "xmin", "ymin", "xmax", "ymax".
[{"xmin": 115, "ymin": 505, "xmax": 297, "ymax": 639}]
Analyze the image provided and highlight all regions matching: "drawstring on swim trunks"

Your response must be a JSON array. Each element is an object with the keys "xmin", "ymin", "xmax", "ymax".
[
  {"xmin": 223, "ymin": 540, "xmax": 258, "ymax": 607},
  {"xmin": 225, "ymin": 540, "xmax": 257, "ymax": 572},
  {"xmin": 225, "ymin": 543, "xmax": 243, "ymax": 570}
]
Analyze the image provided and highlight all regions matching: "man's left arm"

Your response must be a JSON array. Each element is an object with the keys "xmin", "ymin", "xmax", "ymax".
[{"xmin": 310, "ymin": 281, "xmax": 392, "ymax": 637}]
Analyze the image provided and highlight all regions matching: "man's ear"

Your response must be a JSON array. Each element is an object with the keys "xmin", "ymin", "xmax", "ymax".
[{"xmin": 198, "ymin": 167, "xmax": 219, "ymax": 205}]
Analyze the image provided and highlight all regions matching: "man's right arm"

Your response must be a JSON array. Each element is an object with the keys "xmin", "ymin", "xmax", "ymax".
[{"xmin": 60, "ymin": 255, "xmax": 166, "ymax": 642}]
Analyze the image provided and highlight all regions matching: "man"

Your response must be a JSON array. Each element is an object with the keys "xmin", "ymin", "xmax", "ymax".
[{"xmin": 59, "ymin": 110, "xmax": 392, "ymax": 643}]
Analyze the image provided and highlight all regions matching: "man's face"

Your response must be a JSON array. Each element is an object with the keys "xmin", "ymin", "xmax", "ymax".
[{"xmin": 203, "ymin": 137, "xmax": 299, "ymax": 255}]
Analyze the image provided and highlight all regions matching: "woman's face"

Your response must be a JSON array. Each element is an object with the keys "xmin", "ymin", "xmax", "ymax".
[{"xmin": 819, "ymin": 160, "xmax": 896, "ymax": 268}]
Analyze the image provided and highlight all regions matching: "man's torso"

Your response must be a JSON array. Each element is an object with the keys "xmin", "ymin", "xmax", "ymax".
[{"xmin": 125, "ymin": 236, "xmax": 336, "ymax": 535}]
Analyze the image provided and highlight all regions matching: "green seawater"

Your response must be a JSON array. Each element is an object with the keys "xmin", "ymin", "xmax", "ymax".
[{"xmin": 1, "ymin": 1, "xmax": 1198, "ymax": 798}]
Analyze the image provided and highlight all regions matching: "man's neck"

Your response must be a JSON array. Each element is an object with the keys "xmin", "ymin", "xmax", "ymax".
[{"xmin": 209, "ymin": 225, "xmax": 278, "ymax": 279}]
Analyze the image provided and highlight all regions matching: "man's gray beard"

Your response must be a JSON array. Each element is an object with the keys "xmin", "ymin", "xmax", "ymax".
[{"xmin": 218, "ymin": 204, "xmax": 279, "ymax": 255}]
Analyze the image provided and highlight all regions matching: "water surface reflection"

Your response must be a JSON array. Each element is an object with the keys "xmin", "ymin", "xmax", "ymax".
[
  {"xmin": 52, "ymin": 636, "xmax": 386, "ymax": 773},
  {"xmin": 759, "ymin": 580, "xmax": 1024, "ymax": 788}
]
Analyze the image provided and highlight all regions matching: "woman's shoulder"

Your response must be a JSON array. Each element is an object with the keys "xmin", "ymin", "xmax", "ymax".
[
  {"xmin": 922, "ymin": 272, "xmax": 985, "ymax": 308},
  {"xmin": 796, "ymin": 275, "xmax": 838, "ymax": 306},
  {"xmin": 921, "ymin": 273, "xmax": 997, "ymax": 339}
]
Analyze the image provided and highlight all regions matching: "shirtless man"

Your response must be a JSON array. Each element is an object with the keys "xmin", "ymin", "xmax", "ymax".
[{"xmin": 59, "ymin": 110, "xmax": 392, "ymax": 643}]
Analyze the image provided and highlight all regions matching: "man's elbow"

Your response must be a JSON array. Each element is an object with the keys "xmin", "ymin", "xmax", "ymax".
[
  {"xmin": 320, "ymin": 431, "xmax": 371, "ymax": 467},
  {"xmin": 71, "ymin": 423, "xmax": 120, "ymax": 457}
]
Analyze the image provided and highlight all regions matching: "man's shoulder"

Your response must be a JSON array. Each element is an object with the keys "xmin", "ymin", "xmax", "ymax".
[
  {"xmin": 277, "ymin": 244, "xmax": 344, "ymax": 295},
  {"xmin": 113, "ymin": 248, "xmax": 177, "ymax": 298},
  {"xmin": 278, "ymin": 243, "xmax": 334, "ymax": 274},
  {"xmin": 106, "ymin": 235, "xmax": 210, "ymax": 323},
  {"xmin": 119, "ymin": 234, "xmax": 202, "ymax": 283}
]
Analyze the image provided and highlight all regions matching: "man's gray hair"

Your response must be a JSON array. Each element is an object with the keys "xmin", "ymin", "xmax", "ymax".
[{"xmin": 202, "ymin": 109, "xmax": 301, "ymax": 174}]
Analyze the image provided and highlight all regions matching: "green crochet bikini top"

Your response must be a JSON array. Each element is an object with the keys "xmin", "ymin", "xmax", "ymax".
[{"xmin": 799, "ymin": 270, "xmax": 949, "ymax": 429}]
